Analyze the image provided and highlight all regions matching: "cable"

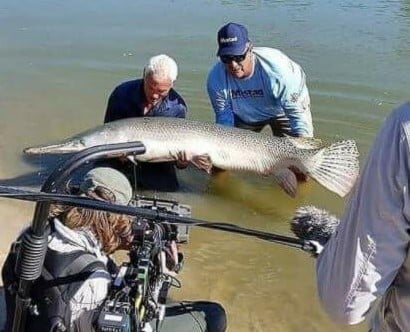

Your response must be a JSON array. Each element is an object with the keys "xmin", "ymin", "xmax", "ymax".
[{"xmin": 0, "ymin": 185, "xmax": 313, "ymax": 252}]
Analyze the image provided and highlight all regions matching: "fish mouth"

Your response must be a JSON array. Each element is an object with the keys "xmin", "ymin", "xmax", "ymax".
[{"xmin": 23, "ymin": 139, "xmax": 85, "ymax": 155}]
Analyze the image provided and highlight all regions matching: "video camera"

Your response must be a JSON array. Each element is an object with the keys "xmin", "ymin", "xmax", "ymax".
[{"xmin": 96, "ymin": 196, "xmax": 191, "ymax": 332}]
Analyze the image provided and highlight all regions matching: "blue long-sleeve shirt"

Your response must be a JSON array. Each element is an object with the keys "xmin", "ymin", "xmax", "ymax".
[
  {"xmin": 207, "ymin": 47, "xmax": 313, "ymax": 137},
  {"xmin": 104, "ymin": 79, "xmax": 186, "ymax": 122}
]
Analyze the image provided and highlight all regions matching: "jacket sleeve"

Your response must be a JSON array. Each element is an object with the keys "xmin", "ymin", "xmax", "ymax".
[
  {"xmin": 104, "ymin": 88, "xmax": 123, "ymax": 123},
  {"xmin": 316, "ymin": 105, "xmax": 410, "ymax": 325},
  {"xmin": 172, "ymin": 92, "xmax": 188, "ymax": 119},
  {"xmin": 206, "ymin": 66, "xmax": 234, "ymax": 126},
  {"xmin": 174, "ymin": 105, "xmax": 187, "ymax": 119}
]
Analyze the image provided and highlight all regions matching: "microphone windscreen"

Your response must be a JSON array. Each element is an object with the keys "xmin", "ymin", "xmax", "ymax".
[{"xmin": 291, "ymin": 205, "xmax": 340, "ymax": 245}]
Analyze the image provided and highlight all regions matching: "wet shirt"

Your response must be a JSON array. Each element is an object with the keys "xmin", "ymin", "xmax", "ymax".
[
  {"xmin": 316, "ymin": 102, "xmax": 410, "ymax": 331},
  {"xmin": 104, "ymin": 79, "xmax": 187, "ymax": 192},
  {"xmin": 207, "ymin": 47, "xmax": 313, "ymax": 137}
]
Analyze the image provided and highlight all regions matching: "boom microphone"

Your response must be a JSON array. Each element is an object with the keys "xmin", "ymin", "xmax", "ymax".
[{"xmin": 290, "ymin": 205, "xmax": 340, "ymax": 246}]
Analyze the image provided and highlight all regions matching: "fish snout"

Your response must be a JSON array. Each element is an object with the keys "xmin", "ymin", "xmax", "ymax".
[{"xmin": 23, "ymin": 139, "xmax": 85, "ymax": 155}]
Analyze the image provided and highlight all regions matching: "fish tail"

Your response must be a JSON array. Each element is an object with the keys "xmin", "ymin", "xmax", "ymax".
[{"xmin": 307, "ymin": 140, "xmax": 359, "ymax": 197}]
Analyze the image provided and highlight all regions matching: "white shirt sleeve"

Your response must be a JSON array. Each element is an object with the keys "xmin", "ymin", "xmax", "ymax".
[{"xmin": 316, "ymin": 102, "xmax": 410, "ymax": 325}]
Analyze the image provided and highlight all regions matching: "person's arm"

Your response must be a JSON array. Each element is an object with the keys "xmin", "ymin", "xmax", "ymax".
[
  {"xmin": 261, "ymin": 51, "xmax": 312, "ymax": 137},
  {"xmin": 206, "ymin": 67, "xmax": 234, "ymax": 126},
  {"xmin": 104, "ymin": 87, "xmax": 123, "ymax": 123},
  {"xmin": 316, "ymin": 104, "xmax": 410, "ymax": 325},
  {"xmin": 166, "ymin": 93, "xmax": 189, "ymax": 168},
  {"xmin": 171, "ymin": 92, "xmax": 188, "ymax": 119},
  {"xmin": 281, "ymin": 91, "xmax": 312, "ymax": 137},
  {"xmin": 277, "ymin": 70, "xmax": 312, "ymax": 137},
  {"xmin": 206, "ymin": 69, "xmax": 230, "ymax": 173},
  {"xmin": 174, "ymin": 104, "xmax": 187, "ymax": 119}
]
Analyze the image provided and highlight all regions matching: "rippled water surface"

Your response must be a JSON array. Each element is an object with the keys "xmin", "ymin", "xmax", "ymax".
[{"xmin": 0, "ymin": 1, "xmax": 409, "ymax": 331}]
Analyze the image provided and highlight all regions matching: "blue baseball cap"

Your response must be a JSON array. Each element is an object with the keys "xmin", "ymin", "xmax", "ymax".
[{"xmin": 217, "ymin": 22, "xmax": 249, "ymax": 56}]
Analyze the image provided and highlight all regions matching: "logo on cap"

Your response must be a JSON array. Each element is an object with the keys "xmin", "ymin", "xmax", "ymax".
[
  {"xmin": 217, "ymin": 22, "xmax": 249, "ymax": 56},
  {"xmin": 220, "ymin": 37, "xmax": 238, "ymax": 44}
]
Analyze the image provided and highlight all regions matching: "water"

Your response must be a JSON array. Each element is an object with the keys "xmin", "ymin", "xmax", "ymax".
[{"xmin": 0, "ymin": 0, "xmax": 409, "ymax": 330}]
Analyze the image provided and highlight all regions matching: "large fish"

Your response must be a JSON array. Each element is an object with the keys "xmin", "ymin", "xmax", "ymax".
[{"xmin": 24, "ymin": 117, "xmax": 359, "ymax": 197}]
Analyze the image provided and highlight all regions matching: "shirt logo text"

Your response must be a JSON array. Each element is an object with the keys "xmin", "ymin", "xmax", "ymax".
[{"xmin": 231, "ymin": 89, "xmax": 264, "ymax": 99}]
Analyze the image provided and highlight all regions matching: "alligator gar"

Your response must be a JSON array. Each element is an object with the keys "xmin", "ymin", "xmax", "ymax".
[{"xmin": 24, "ymin": 117, "xmax": 360, "ymax": 197}]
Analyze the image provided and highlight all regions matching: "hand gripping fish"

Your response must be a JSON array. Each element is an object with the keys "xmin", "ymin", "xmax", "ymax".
[{"xmin": 24, "ymin": 117, "xmax": 360, "ymax": 197}]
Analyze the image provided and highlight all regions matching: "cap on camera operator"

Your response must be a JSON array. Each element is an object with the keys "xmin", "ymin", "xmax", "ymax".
[{"xmin": 2, "ymin": 167, "xmax": 226, "ymax": 332}]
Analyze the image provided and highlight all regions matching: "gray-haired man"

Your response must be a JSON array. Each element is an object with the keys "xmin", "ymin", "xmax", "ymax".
[{"xmin": 103, "ymin": 54, "xmax": 189, "ymax": 192}]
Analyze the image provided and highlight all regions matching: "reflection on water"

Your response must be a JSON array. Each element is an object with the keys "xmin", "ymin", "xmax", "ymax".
[{"xmin": 1, "ymin": 0, "xmax": 409, "ymax": 331}]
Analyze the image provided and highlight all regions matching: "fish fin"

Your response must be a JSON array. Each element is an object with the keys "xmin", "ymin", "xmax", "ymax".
[
  {"xmin": 127, "ymin": 156, "xmax": 139, "ymax": 166},
  {"xmin": 287, "ymin": 137, "xmax": 323, "ymax": 150},
  {"xmin": 191, "ymin": 154, "xmax": 213, "ymax": 174},
  {"xmin": 272, "ymin": 168, "xmax": 298, "ymax": 198},
  {"xmin": 288, "ymin": 166, "xmax": 309, "ymax": 182},
  {"xmin": 305, "ymin": 140, "xmax": 360, "ymax": 197}
]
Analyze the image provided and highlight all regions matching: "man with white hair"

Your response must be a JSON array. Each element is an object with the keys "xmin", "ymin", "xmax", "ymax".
[{"xmin": 103, "ymin": 54, "xmax": 188, "ymax": 192}]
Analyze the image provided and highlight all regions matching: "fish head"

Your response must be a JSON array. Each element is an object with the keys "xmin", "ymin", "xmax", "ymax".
[
  {"xmin": 23, "ymin": 123, "xmax": 125, "ymax": 155},
  {"xmin": 23, "ymin": 137, "xmax": 87, "ymax": 155}
]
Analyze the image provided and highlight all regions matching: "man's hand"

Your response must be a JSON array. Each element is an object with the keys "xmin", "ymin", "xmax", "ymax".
[
  {"xmin": 175, "ymin": 151, "xmax": 213, "ymax": 173},
  {"xmin": 161, "ymin": 240, "xmax": 184, "ymax": 275},
  {"xmin": 175, "ymin": 151, "xmax": 190, "ymax": 169}
]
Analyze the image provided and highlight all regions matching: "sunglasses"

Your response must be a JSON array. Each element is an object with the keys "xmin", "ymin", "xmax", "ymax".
[{"xmin": 220, "ymin": 48, "xmax": 249, "ymax": 64}]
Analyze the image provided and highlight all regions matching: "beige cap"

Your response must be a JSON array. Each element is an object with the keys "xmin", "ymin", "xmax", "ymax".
[{"xmin": 79, "ymin": 167, "xmax": 132, "ymax": 205}]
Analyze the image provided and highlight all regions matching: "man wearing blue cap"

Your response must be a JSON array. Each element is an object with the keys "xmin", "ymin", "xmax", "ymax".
[{"xmin": 207, "ymin": 22, "xmax": 313, "ymax": 138}]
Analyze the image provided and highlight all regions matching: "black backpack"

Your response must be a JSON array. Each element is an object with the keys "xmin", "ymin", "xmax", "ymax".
[{"xmin": 2, "ymin": 235, "xmax": 107, "ymax": 332}]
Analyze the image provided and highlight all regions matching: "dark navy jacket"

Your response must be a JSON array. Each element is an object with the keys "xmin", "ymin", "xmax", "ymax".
[
  {"xmin": 103, "ymin": 79, "xmax": 187, "ymax": 192},
  {"xmin": 104, "ymin": 79, "xmax": 186, "ymax": 121}
]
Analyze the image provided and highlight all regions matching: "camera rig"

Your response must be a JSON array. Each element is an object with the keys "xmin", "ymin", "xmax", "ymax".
[
  {"xmin": 96, "ymin": 197, "xmax": 191, "ymax": 332},
  {"xmin": 10, "ymin": 142, "xmax": 147, "ymax": 332},
  {"xmin": 0, "ymin": 141, "xmax": 316, "ymax": 332}
]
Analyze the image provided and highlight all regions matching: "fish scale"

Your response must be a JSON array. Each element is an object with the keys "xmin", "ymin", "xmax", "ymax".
[
  {"xmin": 126, "ymin": 118, "xmax": 282, "ymax": 173},
  {"xmin": 24, "ymin": 117, "xmax": 360, "ymax": 197}
]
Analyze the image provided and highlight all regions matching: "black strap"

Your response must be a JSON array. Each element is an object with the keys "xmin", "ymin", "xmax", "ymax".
[
  {"xmin": 31, "ymin": 249, "xmax": 107, "ymax": 332},
  {"xmin": 2, "ymin": 223, "xmax": 109, "ymax": 332},
  {"xmin": 42, "ymin": 250, "xmax": 106, "ymax": 287}
]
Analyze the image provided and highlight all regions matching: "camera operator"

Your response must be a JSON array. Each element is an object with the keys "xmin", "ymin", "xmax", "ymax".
[{"xmin": 2, "ymin": 167, "xmax": 227, "ymax": 331}]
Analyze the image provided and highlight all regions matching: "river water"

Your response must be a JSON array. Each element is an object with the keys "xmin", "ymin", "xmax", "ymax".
[{"xmin": 0, "ymin": 0, "xmax": 409, "ymax": 331}]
